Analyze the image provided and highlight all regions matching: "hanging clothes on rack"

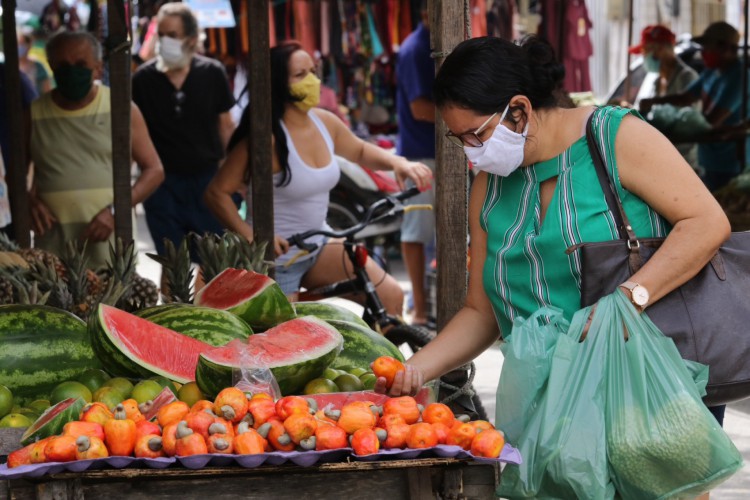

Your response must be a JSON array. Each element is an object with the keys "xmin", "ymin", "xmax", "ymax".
[
  {"xmin": 471, "ymin": 0, "xmax": 488, "ymax": 38},
  {"xmin": 562, "ymin": 0, "xmax": 592, "ymax": 92},
  {"xmin": 320, "ymin": 0, "xmax": 331, "ymax": 56},
  {"xmin": 294, "ymin": 0, "xmax": 319, "ymax": 55},
  {"xmin": 487, "ymin": 0, "xmax": 516, "ymax": 40}
]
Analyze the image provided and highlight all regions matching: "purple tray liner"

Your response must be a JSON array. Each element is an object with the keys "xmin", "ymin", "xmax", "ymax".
[{"xmin": 0, "ymin": 444, "xmax": 521, "ymax": 480}]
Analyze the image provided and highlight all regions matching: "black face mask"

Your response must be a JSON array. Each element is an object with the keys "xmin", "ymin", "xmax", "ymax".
[{"xmin": 54, "ymin": 65, "xmax": 93, "ymax": 101}]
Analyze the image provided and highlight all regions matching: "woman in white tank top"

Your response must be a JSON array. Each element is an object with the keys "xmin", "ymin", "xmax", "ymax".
[{"xmin": 205, "ymin": 41, "xmax": 432, "ymax": 317}]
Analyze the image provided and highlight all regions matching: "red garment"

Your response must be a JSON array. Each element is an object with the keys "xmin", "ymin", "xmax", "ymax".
[
  {"xmin": 388, "ymin": 0, "xmax": 400, "ymax": 52},
  {"xmin": 269, "ymin": 2, "xmax": 277, "ymax": 48},
  {"xmin": 562, "ymin": 0, "xmax": 592, "ymax": 91},
  {"xmin": 320, "ymin": 0, "xmax": 330, "ymax": 55},
  {"xmin": 399, "ymin": 0, "xmax": 412, "ymax": 46},
  {"xmin": 471, "ymin": 0, "xmax": 488, "ymax": 38},
  {"xmin": 294, "ymin": 0, "xmax": 318, "ymax": 55}
]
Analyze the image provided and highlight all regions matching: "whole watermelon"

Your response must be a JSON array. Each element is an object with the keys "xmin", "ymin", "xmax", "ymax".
[
  {"xmin": 0, "ymin": 305, "xmax": 102, "ymax": 405},
  {"xmin": 325, "ymin": 320, "xmax": 404, "ymax": 370}
]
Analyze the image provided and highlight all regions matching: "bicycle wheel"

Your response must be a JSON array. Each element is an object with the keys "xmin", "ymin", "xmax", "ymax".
[{"xmin": 384, "ymin": 324, "xmax": 435, "ymax": 352}]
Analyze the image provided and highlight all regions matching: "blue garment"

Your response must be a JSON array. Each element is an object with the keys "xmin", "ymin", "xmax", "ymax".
[
  {"xmin": 687, "ymin": 59, "xmax": 750, "ymax": 174},
  {"xmin": 0, "ymin": 63, "xmax": 38, "ymax": 167},
  {"xmin": 396, "ymin": 23, "xmax": 435, "ymax": 159}
]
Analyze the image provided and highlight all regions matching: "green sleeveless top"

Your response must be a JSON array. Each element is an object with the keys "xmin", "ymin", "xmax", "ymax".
[{"xmin": 480, "ymin": 106, "xmax": 670, "ymax": 336}]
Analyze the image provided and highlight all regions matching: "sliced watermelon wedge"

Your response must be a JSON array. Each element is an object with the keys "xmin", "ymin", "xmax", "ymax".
[
  {"xmin": 196, "ymin": 316, "xmax": 344, "ymax": 397},
  {"xmin": 89, "ymin": 305, "xmax": 213, "ymax": 383},
  {"xmin": 20, "ymin": 397, "xmax": 85, "ymax": 445},
  {"xmin": 194, "ymin": 268, "xmax": 296, "ymax": 330}
]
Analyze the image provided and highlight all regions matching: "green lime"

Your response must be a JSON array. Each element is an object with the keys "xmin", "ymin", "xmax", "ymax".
[
  {"xmin": 27, "ymin": 399, "xmax": 51, "ymax": 413},
  {"xmin": 348, "ymin": 368, "xmax": 369, "ymax": 378},
  {"xmin": 76, "ymin": 369, "xmax": 111, "ymax": 393},
  {"xmin": 102, "ymin": 377, "xmax": 134, "ymax": 398},
  {"xmin": 16, "ymin": 407, "xmax": 40, "ymax": 421},
  {"xmin": 0, "ymin": 413, "xmax": 33, "ymax": 428},
  {"xmin": 359, "ymin": 373, "xmax": 377, "ymax": 390},
  {"xmin": 51, "ymin": 381, "xmax": 92, "ymax": 405},
  {"xmin": 92, "ymin": 386, "xmax": 124, "ymax": 411},
  {"xmin": 177, "ymin": 382, "xmax": 204, "ymax": 407},
  {"xmin": 334, "ymin": 373, "xmax": 364, "ymax": 392},
  {"xmin": 336, "ymin": 365, "xmax": 357, "ymax": 373},
  {"xmin": 148, "ymin": 376, "xmax": 177, "ymax": 395},
  {"xmin": 0, "ymin": 384, "xmax": 13, "ymax": 419},
  {"xmin": 303, "ymin": 378, "xmax": 339, "ymax": 395},
  {"xmin": 322, "ymin": 367, "xmax": 340, "ymax": 381},
  {"xmin": 131, "ymin": 380, "xmax": 164, "ymax": 404}
]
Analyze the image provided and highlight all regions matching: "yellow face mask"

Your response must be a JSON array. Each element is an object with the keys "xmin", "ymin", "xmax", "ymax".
[{"xmin": 289, "ymin": 73, "xmax": 321, "ymax": 112}]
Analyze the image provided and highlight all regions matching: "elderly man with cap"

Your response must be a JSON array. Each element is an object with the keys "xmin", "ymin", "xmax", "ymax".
[{"xmin": 641, "ymin": 21, "xmax": 749, "ymax": 191}]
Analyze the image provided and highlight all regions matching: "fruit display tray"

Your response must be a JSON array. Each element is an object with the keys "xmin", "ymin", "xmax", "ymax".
[{"xmin": 0, "ymin": 443, "xmax": 522, "ymax": 480}]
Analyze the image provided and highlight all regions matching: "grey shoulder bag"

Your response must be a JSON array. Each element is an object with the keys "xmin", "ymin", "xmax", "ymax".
[{"xmin": 568, "ymin": 113, "xmax": 750, "ymax": 405}]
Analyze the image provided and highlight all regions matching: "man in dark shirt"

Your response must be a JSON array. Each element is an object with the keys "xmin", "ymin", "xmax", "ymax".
[{"xmin": 132, "ymin": 2, "xmax": 235, "ymax": 283}]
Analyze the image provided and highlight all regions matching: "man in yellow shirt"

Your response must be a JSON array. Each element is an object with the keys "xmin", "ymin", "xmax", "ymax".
[{"xmin": 29, "ymin": 31, "xmax": 164, "ymax": 267}]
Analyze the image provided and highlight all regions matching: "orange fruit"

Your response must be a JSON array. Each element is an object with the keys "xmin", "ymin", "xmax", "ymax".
[{"xmin": 371, "ymin": 356, "xmax": 405, "ymax": 389}]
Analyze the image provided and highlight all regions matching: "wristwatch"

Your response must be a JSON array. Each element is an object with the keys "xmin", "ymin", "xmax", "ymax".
[{"xmin": 620, "ymin": 281, "xmax": 650, "ymax": 311}]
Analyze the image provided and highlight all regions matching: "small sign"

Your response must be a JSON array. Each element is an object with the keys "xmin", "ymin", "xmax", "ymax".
[{"xmin": 185, "ymin": 0, "xmax": 236, "ymax": 29}]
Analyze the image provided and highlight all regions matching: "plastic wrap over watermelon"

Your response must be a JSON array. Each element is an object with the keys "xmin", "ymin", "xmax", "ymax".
[{"xmin": 0, "ymin": 444, "xmax": 522, "ymax": 479}]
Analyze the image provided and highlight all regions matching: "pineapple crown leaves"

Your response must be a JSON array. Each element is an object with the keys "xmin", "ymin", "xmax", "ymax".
[
  {"xmin": 0, "ymin": 269, "xmax": 50, "ymax": 305},
  {"xmin": 0, "ymin": 232, "xmax": 19, "ymax": 252},
  {"xmin": 193, "ymin": 232, "xmax": 241, "ymax": 284},
  {"xmin": 58, "ymin": 240, "xmax": 91, "ymax": 306},
  {"xmin": 147, "ymin": 237, "xmax": 194, "ymax": 304}
]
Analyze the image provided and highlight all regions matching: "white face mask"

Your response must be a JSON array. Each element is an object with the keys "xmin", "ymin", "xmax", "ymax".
[
  {"xmin": 156, "ymin": 36, "xmax": 191, "ymax": 70},
  {"xmin": 463, "ymin": 104, "xmax": 529, "ymax": 177}
]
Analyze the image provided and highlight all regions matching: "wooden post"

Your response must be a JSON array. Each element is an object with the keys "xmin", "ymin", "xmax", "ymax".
[
  {"xmin": 431, "ymin": 0, "xmax": 469, "ymax": 331},
  {"xmin": 2, "ymin": 0, "xmax": 32, "ymax": 246},
  {"xmin": 623, "ymin": 0, "xmax": 635, "ymax": 103},
  {"xmin": 107, "ymin": 0, "xmax": 133, "ymax": 242},
  {"xmin": 740, "ymin": 0, "xmax": 748, "ymax": 169},
  {"xmin": 247, "ymin": 0, "xmax": 274, "ymax": 276}
]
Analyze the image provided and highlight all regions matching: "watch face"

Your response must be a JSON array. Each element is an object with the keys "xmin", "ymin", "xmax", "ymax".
[{"xmin": 632, "ymin": 286, "xmax": 649, "ymax": 306}]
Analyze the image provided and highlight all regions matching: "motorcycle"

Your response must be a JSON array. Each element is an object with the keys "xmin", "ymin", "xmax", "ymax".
[{"xmin": 327, "ymin": 156, "xmax": 403, "ymax": 271}]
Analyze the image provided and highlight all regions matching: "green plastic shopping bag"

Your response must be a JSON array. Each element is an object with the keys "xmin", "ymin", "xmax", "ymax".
[
  {"xmin": 496, "ymin": 307, "xmax": 569, "ymax": 445},
  {"xmin": 497, "ymin": 304, "xmax": 616, "ymax": 499},
  {"xmin": 604, "ymin": 291, "xmax": 743, "ymax": 500}
]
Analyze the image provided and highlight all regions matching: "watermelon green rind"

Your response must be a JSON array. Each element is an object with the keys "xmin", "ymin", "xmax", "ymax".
[
  {"xmin": 134, "ymin": 303, "xmax": 191, "ymax": 320},
  {"xmin": 20, "ymin": 397, "xmax": 86, "ymax": 445},
  {"xmin": 194, "ymin": 268, "xmax": 296, "ymax": 330},
  {"xmin": 0, "ymin": 305, "xmax": 102, "ymax": 405},
  {"xmin": 293, "ymin": 302, "xmax": 369, "ymax": 329},
  {"xmin": 89, "ymin": 305, "xmax": 211, "ymax": 384},
  {"xmin": 137, "ymin": 306, "xmax": 253, "ymax": 346},
  {"xmin": 325, "ymin": 320, "xmax": 405, "ymax": 370},
  {"xmin": 196, "ymin": 316, "xmax": 344, "ymax": 397}
]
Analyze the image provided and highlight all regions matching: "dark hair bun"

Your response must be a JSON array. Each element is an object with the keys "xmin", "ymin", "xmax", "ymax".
[{"xmin": 521, "ymin": 36, "xmax": 566, "ymax": 95}]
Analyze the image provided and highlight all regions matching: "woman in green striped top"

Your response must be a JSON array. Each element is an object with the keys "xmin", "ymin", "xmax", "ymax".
[{"xmin": 378, "ymin": 37, "xmax": 730, "ymax": 427}]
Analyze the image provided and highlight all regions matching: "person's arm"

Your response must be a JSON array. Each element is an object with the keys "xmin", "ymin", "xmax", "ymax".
[
  {"xmin": 639, "ymin": 91, "xmax": 697, "ymax": 114},
  {"xmin": 130, "ymin": 103, "xmax": 165, "ymax": 205},
  {"xmin": 204, "ymin": 139, "xmax": 253, "ymax": 242},
  {"xmin": 378, "ymin": 173, "xmax": 502, "ymax": 396},
  {"xmin": 81, "ymin": 103, "xmax": 164, "ymax": 242},
  {"xmin": 317, "ymin": 109, "xmax": 432, "ymax": 190},
  {"xmin": 218, "ymin": 111, "xmax": 235, "ymax": 151},
  {"xmin": 616, "ymin": 114, "xmax": 730, "ymax": 304},
  {"xmin": 410, "ymin": 97, "xmax": 435, "ymax": 123}
]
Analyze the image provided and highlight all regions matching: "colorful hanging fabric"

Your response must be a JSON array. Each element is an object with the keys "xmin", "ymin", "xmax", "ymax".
[
  {"xmin": 388, "ymin": 0, "xmax": 400, "ymax": 52},
  {"xmin": 471, "ymin": 0, "xmax": 488, "ymax": 37},
  {"xmin": 399, "ymin": 0, "xmax": 412, "ymax": 46},
  {"xmin": 321, "ymin": 0, "xmax": 331, "ymax": 56},
  {"xmin": 294, "ymin": 0, "xmax": 318, "ymax": 55},
  {"xmin": 365, "ymin": 2, "xmax": 384, "ymax": 58}
]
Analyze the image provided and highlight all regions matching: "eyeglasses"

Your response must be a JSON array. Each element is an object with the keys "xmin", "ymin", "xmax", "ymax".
[
  {"xmin": 445, "ymin": 111, "xmax": 498, "ymax": 148},
  {"xmin": 173, "ymin": 90, "xmax": 186, "ymax": 118}
]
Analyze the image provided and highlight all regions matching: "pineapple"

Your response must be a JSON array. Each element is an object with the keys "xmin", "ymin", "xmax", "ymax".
[
  {"xmin": 126, "ymin": 274, "xmax": 159, "ymax": 310},
  {"xmin": 147, "ymin": 237, "xmax": 194, "ymax": 303},
  {"xmin": 0, "ymin": 232, "xmax": 65, "ymax": 277},
  {"xmin": 194, "ymin": 231, "xmax": 270, "ymax": 284},
  {"xmin": 58, "ymin": 241, "xmax": 95, "ymax": 318}
]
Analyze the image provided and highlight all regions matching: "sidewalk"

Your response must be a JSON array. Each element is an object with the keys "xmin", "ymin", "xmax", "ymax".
[{"xmin": 133, "ymin": 208, "xmax": 748, "ymax": 498}]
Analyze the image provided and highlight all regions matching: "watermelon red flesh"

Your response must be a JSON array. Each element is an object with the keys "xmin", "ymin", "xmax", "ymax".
[
  {"xmin": 196, "ymin": 316, "xmax": 344, "ymax": 397},
  {"xmin": 91, "ymin": 305, "xmax": 212, "ymax": 383},
  {"xmin": 194, "ymin": 268, "xmax": 296, "ymax": 330},
  {"xmin": 20, "ymin": 397, "xmax": 86, "ymax": 445}
]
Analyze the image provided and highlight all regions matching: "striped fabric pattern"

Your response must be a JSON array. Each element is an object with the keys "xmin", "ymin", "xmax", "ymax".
[
  {"xmin": 30, "ymin": 85, "xmax": 114, "ymax": 267},
  {"xmin": 481, "ymin": 106, "xmax": 669, "ymax": 337}
]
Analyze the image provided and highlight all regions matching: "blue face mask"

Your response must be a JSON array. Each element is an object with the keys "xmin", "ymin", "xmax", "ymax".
[{"xmin": 643, "ymin": 53, "xmax": 661, "ymax": 73}]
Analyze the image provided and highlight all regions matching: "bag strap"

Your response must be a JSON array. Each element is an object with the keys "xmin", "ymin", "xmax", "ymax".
[{"xmin": 585, "ymin": 111, "xmax": 644, "ymax": 270}]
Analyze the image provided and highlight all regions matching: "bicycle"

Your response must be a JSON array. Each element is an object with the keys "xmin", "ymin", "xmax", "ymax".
[{"xmin": 286, "ymin": 187, "xmax": 487, "ymax": 420}]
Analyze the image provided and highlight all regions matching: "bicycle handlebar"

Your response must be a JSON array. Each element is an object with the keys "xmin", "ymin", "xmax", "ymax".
[{"xmin": 287, "ymin": 186, "xmax": 424, "ymax": 252}]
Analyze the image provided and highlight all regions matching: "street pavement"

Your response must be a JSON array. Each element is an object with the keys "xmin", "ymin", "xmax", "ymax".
[{"xmin": 133, "ymin": 208, "xmax": 748, "ymax": 498}]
